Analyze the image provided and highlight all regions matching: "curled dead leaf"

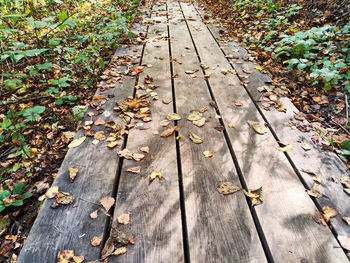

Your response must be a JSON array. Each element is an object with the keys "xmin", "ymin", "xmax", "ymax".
[
  {"xmin": 150, "ymin": 171, "xmax": 162, "ymax": 182},
  {"xmin": 203, "ymin": 151, "xmax": 213, "ymax": 158},
  {"xmin": 167, "ymin": 113, "xmax": 181, "ymax": 121},
  {"xmin": 68, "ymin": 137, "xmax": 86, "ymax": 149},
  {"xmin": 322, "ymin": 206, "xmax": 338, "ymax": 222},
  {"xmin": 68, "ymin": 167, "xmax": 78, "ymax": 182},
  {"xmin": 161, "ymin": 127, "xmax": 175, "ymax": 137},
  {"xmin": 247, "ymin": 121, "xmax": 267, "ymax": 135},
  {"xmin": 188, "ymin": 132, "xmax": 203, "ymax": 144},
  {"xmin": 46, "ymin": 186, "xmax": 59, "ymax": 199},
  {"xmin": 277, "ymin": 144, "xmax": 293, "ymax": 152},
  {"xmin": 56, "ymin": 191, "xmax": 74, "ymax": 205},
  {"xmin": 90, "ymin": 210, "xmax": 98, "ymax": 219},
  {"xmin": 126, "ymin": 166, "xmax": 141, "ymax": 174},
  {"xmin": 112, "ymin": 246, "xmax": 127, "ymax": 256},
  {"xmin": 307, "ymin": 185, "xmax": 320, "ymax": 198},
  {"xmin": 243, "ymin": 187, "xmax": 263, "ymax": 206}
]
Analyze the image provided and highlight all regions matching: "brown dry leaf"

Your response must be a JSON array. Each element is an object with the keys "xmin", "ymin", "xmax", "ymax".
[
  {"xmin": 94, "ymin": 118, "xmax": 106, "ymax": 126},
  {"xmin": 203, "ymin": 151, "xmax": 213, "ymax": 158},
  {"xmin": 192, "ymin": 118, "xmax": 205, "ymax": 127},
  {"xmin": 322, "ymin": 206, "xmax": 339, "ymax": 222},
  {"xmin": 243, "ymin": 187, "xmax": 263, "ymax": 206},
  {"xmin": 312, "ymin": 214, "xmax": 327, "ymax": 226},
  {"xmin": 132, "ymin": 153, "xmax": 144, "ymax": 162},
  {"xmin": 199, "ymin": 107, "xmax": 208, "ymax": 113},
  {"xmin": 307, "ymin": 185, "xmax": 320, "ymax": 198},
  {"xmin": 68, "ymin": 167, "xmax": 78, "ymax": 182},
  {"xmin": 234, "ymin": 101, "xmax": 243, "ymax": 107},
  {"xmin": 338, "ymin": 235, "xmax": 350, "ymax": 250},
  {"xmin": 68, "ymin": 137, "xmax": 86, "ymax": 149},
  {"xmin": 161, "ymin": 127, "xmax": 175, "ymax": 137},
  {"xmin": 228, "ymin": 122, "xmax": 235, "ymax": 128},
  {"xmin": 91, "ymin": 236, "xmax": 102, "ymax": 247},
  {"xmin": 294, "ymin": 112, "xmax": 305, "ymax": 121},
  {"xmin": 140, "ymin": 146, "xmax": 149, "ymax": 153},
  {"xmin": 217, "ymin": 181, "xmax": 241, "ymax": 195},
  {"xmin": 87, "ymin": 111, "xmax": 95, "ymax": 117},
  {"xmin": 94, "ymin": 131, "xmax": 106, "ymax": 141},
  {"xmin": 56, "ymin": 191, "xmax": 74, "ymax": 205},
  {"xmin": 117, "ymin": 214, "xmax": 130, "ymax": 225},
  {"xmin": 90, "ymin": 210, "xmax": 98, "ymax": 219},
  {"xmin": 160, "ymin": 120, "xmax": 170, "ymax": 127},
  {"xmin": 57, "ymin": 250, "xmax": 74, "ymax": 263},
  {"xmin": 118, "ymin": 149, "xmax": 133, "ymax": 159},
  {"xmin": 312, "ymin": 176, "xmax": 322, "ymax": 184},
  {"xmin": 126, "ymin": 166, "xmax": 141, "ymax": 174},
  {"xmin": 188, "ymin": 132, "xmax": 203, "ymax": 144},
  {"xmin": 340, "ymin": 174, "xmax": 350, "ymax": 188},
  {"xmin": 111, "ymin": 247, "xmax": 127, "ymax": 256},
  {"xmin": 46, "ymin": 186, "xmax": 59, "ymax": 199},
  {"xmin": 100, "ymin": 196, "xmax": 115, "ymax": 212},
  {"xmin": 247, "ymin": 121, "xmax": 267, "ymax": 135},
  {"xmin": 162, "ymin": 99, "xmax": 171, "ymax": 104},
  {"xmin": 150, "ymin": 171, "xmax": 162, "ymax": 182},
  {"xmin": 129, "ymin": 236, "xmax": 136, "ymax": 245},
  {"xmin": 220, "ymin": 69, "xmax": 228, "ymax": 75}
]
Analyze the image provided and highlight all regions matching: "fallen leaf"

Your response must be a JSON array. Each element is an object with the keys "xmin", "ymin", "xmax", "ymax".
[
  {"xmin": 57, "ymin": 250, "xmax": 74, "ymax": 263},
  {"xmin": 118, "ymin": 149, "xmax": 133, "ymax": 159},
  {"xmin": 111, "ymin": 247, "xmax": 127, "ymax": 256},
  {"xmin": 94, "ymin": 131, "xmax": 106, "ymax": 141},
  {"xmin": 344, "ymin": 188, "xmax": 350, "ymax": 194},
  {"xmin": 107, "ymin": 141, "xmax": 119, "ymax": 148},
  {"xmin": 217, "ymin": 180, "xmax": 241, "ymax": 195},
  {"xmin": 338, "ymin": 235, "xmax": 350, "ymax": 250},
  {"xmin": 185, "ymin": 69, "xmax": 198, "ymax": 74},
  {"xmin": 228, "ymin": 122, "xmax": 235, "ymax": 128},
  {"xmin": 247, "ymin": 121, "xmax": 267, "ymax": 135},
  {"xmin": 100, "ymin": 196, "xmax": 115, "ymax": 212},
  {"xmin": 90, "ymin": 210, "xmax": 98, "ymax": 219},
  {"xmin": 46, "ymin": 186, "xmax": 59, "ymax": 199},
  {"xmin": 254, "ymin": 65, "xmax": 263, "ymax": 71},
  {"xmin": 322, "ymin": 206, "xmax": 338, "ymax": 222},
  {"xmin": 150, "ymin": 171, "xmax": 162, "ymax": 182},
  {"xmin": 234, "ymin": 101, "xmax": 243, "ymax": 107},
  {"xmin": 126, "ymin": 166, "xmax": 141, "ymax": 174},
  {"xmin": 56, "ymin": 191, "xmax": 74, "ymax": 205},
  {"xmin": 312, "ymin": 214, "xmax": 327, "ymax": 226},
  {"xmin": 132, "ymin": 153, "xmax": 144, "ymax": 162},
  {"xmin": 277, "ymin": 144, "xmax": 293, "ymax": 152},
  {"xmin": 94, "ymin": 118, "xmax": 105, "ymax": 126},
  {"xmin": 161, "ymin": 127, "xmax": 175, "ymax": 137},
  {"xmin": 203, "ymin": 151, "xmax": 213, "ymax": 157},
  {"xmin": 340, "ymin": 174, "xmax": 350, "ymax": 188},
  {"xmin": 91, "ymin": 236, "xmax": 102, "ymax": 247},
  {"xmin": 68, "ymin": 137, "xmax": 86, "ymax": 148},
  {"xmin": 243, "ymin": 187, "xmax": 263, "ymax": 206},
  {"xmin": 68, "ymin": 167, "xmax": 78, "ymax": 182},
  {"xmin": 73, "ymin": 255, "xmax": 85, "ymax": 263},
  {"xmin": 129, "ymin": 236, "xmax": 135, "ymax": 245},
  {"xmin": 162, "ymin": 99, "xmax": 171, "ymax": 104},
  {"xmin": 220, "ymin": 69, "xmax": 228, "ymax": 75},
  {"xmin": 167, "ymin": 113, "xmax": 181, "ymax": 121},
  {"xmin": 307, "ymin": 185, "xmax": 320, "ymax": 198},
  {"xmin": 187, "ymin": 111, "xmax": 203, "ymax": 121},
  {"xmin": 192, "ymin": 118, "xmax": 205, "ymax": 127},
  {"xmin": 140, "ymin": 146, "xmax": 149, "ymax": 153},
  {"xmin": 301, "ymin": 143, "xmax": 311, "ymax": 151},
  {"xmin": 188, "ymin": 132, "xmax": 203, "ymax": 143},
  {"xmin": 312, "ymin": 176, "xmax": 322, "ymax": 184},
  {"xmin": 160, "ymin": 120, "xmax": 170, "ymax": 127},
  {"xmin": 63, "ymin": 131, "xmax": 76, "ymax": 139},
  {"xmin": 117, "ymin": 214, "xmax": 130, "ymax": 225}
]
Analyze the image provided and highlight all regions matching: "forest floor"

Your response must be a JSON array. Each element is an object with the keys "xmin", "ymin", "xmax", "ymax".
[{"xmin": 0, "ymin": 0, "xmax": 350, "ymax": 261}]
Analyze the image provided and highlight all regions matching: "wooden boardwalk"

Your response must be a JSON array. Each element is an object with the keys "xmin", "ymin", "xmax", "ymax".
[{"xmin": 18, "ymin": 1, "xmax": 350, "ymax": 262}]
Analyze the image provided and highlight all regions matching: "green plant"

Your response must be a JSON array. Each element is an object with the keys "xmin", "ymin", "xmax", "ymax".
[{"xmin": 0, "ymin": 182, "xmax": 32, "ymax": 212}]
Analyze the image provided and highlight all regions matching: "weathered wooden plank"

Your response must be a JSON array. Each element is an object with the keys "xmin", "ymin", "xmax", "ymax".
[
  {"xmin": 18, "ymin": 46, "xmax": 145, "ymax": 263},
  {"xmin": 180, "ymin": 2, "xmax": 348, "ymax": 262},
  {"xmin": 200, "ymin": 7, "xmax": 350, "ymax": 244},
  {"xmin": 168, "ymin": 2, "xmax": 266, "ymax": 262},
  {"xmin": 109, "ymin": 3, "xmax": 183, "ymax": 262}
]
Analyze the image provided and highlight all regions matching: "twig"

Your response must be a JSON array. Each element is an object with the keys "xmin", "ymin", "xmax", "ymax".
[
  {"xmin": 78, "ymin": 197, "xmax": 100, "ymax": 206},
  {"xmin": 331, "ymin": 119, "xmax": 350, "ymax": 136},
  {"xmin": 345, "ymin": 94, "xmax": 349, "ymax": 128},
  {"xmin": 0, "ymin": 146, "xmax": 13, "ymax": 160},
  {"xmin": 0, "ymin": 95, "xmax": 52, "ymax": 106}
]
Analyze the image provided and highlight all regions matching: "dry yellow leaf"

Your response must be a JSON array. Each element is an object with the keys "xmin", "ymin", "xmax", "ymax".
[
  {"xmin": 247, "ymin": 121, "xmax": 267, "ymax": 135},
  {"xmin": 112, "ymin": 247, "xmax": 127, "ymax": 256},
  {"xmin": 203, "ymin": 151, "xmax": 213, "ymax": 158},
  {"xmin": 45, "ymin": 186, "xmax": 59, "ymax": 199},
  {"xmin": 68, "ymin": 167, "xmax": 78, "ymax": 182},
  {"xmin": 150, "ymin": 171, "xmax": 162, "ymax": 182},
  {"xmin": 322, "ymin": 206, "xmax": 338, "ymax": 222},
  {"xmin": 68, "ymin": 136, "xmax": 86, "ymax": 148},
  {"xmin": 107, "ymin": 141, "xmax": 119, "ymax": 148}
]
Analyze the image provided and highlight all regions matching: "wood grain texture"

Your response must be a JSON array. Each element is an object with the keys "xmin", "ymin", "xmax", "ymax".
[
  {"xmin": 110, "ymin": 3, "xmax": 184, "ymax": 263},
  {"xmin": 168, "ymin": 2, "xmax": 266, "ymax": 262},
  {"xmin": 200, "ymin": 6, "xmax": 350, "ymax": 244},
  {"xmin": 17, "ymin": 46, "xmax": 145, "ymax": 263},
  {"xmin": 180, "ymin": 2, "xmax": 348, "ymax": 262}
]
